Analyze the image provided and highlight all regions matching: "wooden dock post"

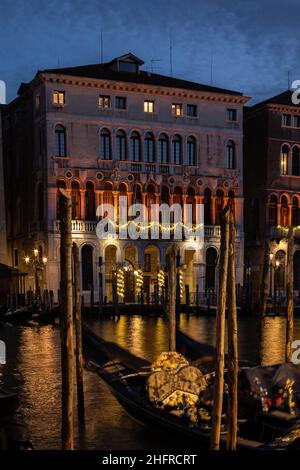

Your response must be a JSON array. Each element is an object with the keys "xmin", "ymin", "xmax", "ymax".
[
  {"xmin": 226, "ymin": 207, "xmax": 238, "ymax": 450},
  {"xmin": 72, "ymin": 242, "xmax": 85, "ymax": 419},
  {"xmin": 258, "ymin": 241, "xmax": 270, "ymax": 364},
  {"xmin": 168, "ymin": 247, "xmax": 176, "ymax": 352},
  {"xmin": 286, "ymin": 227, "xmax": 294, "ymax": 362},
  {"xmin": 210, "ymin": 207, "xmax": 230, "ymax": 450},
  {"xmin": 59, "ymin": 189, "xmax": 74, "ymax": 450}
]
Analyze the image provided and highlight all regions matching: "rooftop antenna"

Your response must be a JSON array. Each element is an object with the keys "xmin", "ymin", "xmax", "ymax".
[
  {"xmin": 210, "ymin": 48, "xmax": 214, "ymax": 86},
  {"xmin": 169, "ymin": 33, "xmax": 173, "ymax": 78},
  {"xmin": 150, "ymin": 59, "xmax": 161, "ymax": 73},
  {"xmin": 288, "ymin": 70, "xmax": 291, "ymax": 89},
  {"xmin": 100, "ymin": 29, "xmax": 104, "ymax": 63}
]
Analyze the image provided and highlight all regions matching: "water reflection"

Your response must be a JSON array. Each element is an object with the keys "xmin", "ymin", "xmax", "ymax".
[{"xmin": 0, "ymin": 315, "xmax": 299, "ymax": 449}]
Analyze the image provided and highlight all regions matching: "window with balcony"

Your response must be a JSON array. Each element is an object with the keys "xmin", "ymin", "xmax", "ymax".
[
  {"xmin": 144, "ymin": 132, "xmax": 155, "ymax": 163},
  {"xmin": 53, "ymin": 91, "xmax": 65, "ymax": 105},
  {"xmin": 55, "ymin": 125, "xmax": 66, "ymax": 157},
  {"xmin": 226, "ymin": 140, "xmax": 236, "ymax": 169},
  {"xmin": 115, "ymin": 96, "xmax": 127, "ymax": 109},
  {"xmin": 71, "ymin": 181, "xmax": 81, "ymax": 219},
  {"xmin": 158, "ymin": 133, "xmax": 169, "ymax": 163},
  {"xmin": 100, "ymin": 128, "xmax": 111, "ymax": 160},
  {"xmin": 203, "ymin": 188, "xmax": 212, "ymax": 225},
  {"xmin": 56, "ymin": 180, "xmax": 66, "ymax": 219},
  {"xmin": 281, "ymin": 145, "xmax": 289, "ymax": 175},
  {"xmin": 172, "ymin": 103, "xmax": 183, "ymax": 116},
  {"xmin": 99, "ymin": 95, "xmax": 111, "ymax": 109},
  {"xmin": 116, "ymin": 130, "xmax": 127, "ymax": 160},
  {"xmin": 268, "ymin": 195, "xmax": 278, "ymax": 226},
  {"xmin": 294, "ymin": 115, "xmax": 300, "ymax": 128},
  {"xmin": 144, "ymin": 100, "xmax": 155, "ymax": 113},
  {"xmin": 215, "ymin": 189, "xmax": 224, "ymax": 225},
  {"xmin": 187, "ymin": 136, "xmax": 196, "ymax": 165},
  {"xmin": 130, "ymin": 131, "xmax": 141, "ymax": 162},
  {"xmin": 187, "ymin": 104, "xmax": 197, "ymax": 117},
  {"xmin": 292, "ymin": 196, "xmax": 300, "ymax": 226},
  {"xmin": 85, "ymin": 181, "xmax": 96, "ymax": 220},
  {"xmin": 281, "ymin": 195, "xmax": 289, "ymax": 226},
  {"xmin": 227, "ymin": 108, "xmax": 237, "ymax": 121},
  {"xmin": 172, "ymin": 134, "xmax": 182, "ymax": 165}
]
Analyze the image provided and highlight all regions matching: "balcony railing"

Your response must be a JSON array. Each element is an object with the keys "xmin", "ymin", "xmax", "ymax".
[{"xmin": 270, "ymin": 226, "xmax": 300, "ymax": 239}]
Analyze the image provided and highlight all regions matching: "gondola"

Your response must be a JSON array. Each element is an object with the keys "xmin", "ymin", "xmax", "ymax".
[
  {"xmin": 83, "ymin": 326, "xmax": 300, "ymax": 450},
  {"xmin": 1, "ymin": 304, "xmax": 36, "ymax": 324}
]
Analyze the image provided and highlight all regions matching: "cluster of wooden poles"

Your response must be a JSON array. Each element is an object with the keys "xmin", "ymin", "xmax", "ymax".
[{"xmin": 167, "ymin": 205, "xmax": 237, "ymax": 450}]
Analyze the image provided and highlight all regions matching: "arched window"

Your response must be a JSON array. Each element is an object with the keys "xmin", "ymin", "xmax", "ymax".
[
  {"xmin": 55, "ymin": 125, "xmax": 66, "ymax": 157},
  {"xmin": 85, "ymin": 181, "xmax": 95, "ymax": 220},
  {"xmin": 103, "ymin": 181, "xmax": 113, "ymax": 206},
  {"xmin": 144, "ymin": 132, "xmax": 155, "ymax": 162},
  {"xmin": 56, "ymin": 180, "xmax": 66, "ymax": 219},
  {"xmin": 292, "ymin": 196, "xmax": 299, "ymax": 226},
  {"xmin": 172, "ymin": 134, "xmax": 182, "ymax": 165},
  {"xmin": 226, "ymin": 140, "xmax": 236, "ymax": 169},
  {"xmin": 119, "ymin": 183, "xmax": 127, "ymax": 215},
  {"xmin": 203, "ymin": 188, "xmax": 212, "ymax": 225},
  {"xmin": 158, "ymin": 133, "xmax": 169, "ymax": 163},
  {"xmin": 100, "ymin": 128, "xmax": 111, "ymax": 160},
  {"xmin": 133, "ymin": 183, "xmax": 142, "ymax": 204},
  {"xmin": 186, "ymin": 187, "xmax": 196, "ymax": 224},
  {"xmin": 71, "ymin": 181, "xmax": 81, "ymax": 219},
  {"xmin": 228, "ymin": 190, "xmax": 235, "ymax": 222},
  {"xmin": 281, "ymin": 195, "xmax": 289, "ymax": 227},
  {"xmin": 215, "ymin": 189, "xmax": 224, "ymax": 225},
  {"xmin": 205, "ymin": 247, "xmax": 218, "ymax": 290},
  {"xmin": 173, "ymin": 187, "xmax": 183, "ymax": 223},
  {"xmin": 161, "ymin": 185, "xmax": 170, "ymax": 205},
  {"xmin": 146, "ymin": 184, "xmax": 156, "ymax": 222},
  {"xmin": 281, "ymin": 145, "xmax": 289, "ymax": 175},
  {"xmin": 269, "ymin": 195, "xmax": 278, "ymax": 226},
  {"xmin": 130, "ymin": 131, "xmax": 141, "ymax": 161},
  {"xmin": 37, "ymin": 182, "xmax": 44, "ymax": 221},
  {"xmin": 292, "ymin": 146, "xmax": 300, "ymax": 176},
  {"xmin": 81, "ymin": 245, "xmax": 94, "ymax": 291},
  {"xmin": 116, "ymin": 130, "xmax": 126, "ymax": 161},
  {"xmin": 187, "ymin": 136, "xmax": 196, "ymax": 166}
]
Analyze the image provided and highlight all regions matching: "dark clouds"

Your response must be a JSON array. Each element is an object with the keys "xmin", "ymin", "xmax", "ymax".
[{"xmin": 0, "ymin": 0, "xmax": 299, "ymax": 103}]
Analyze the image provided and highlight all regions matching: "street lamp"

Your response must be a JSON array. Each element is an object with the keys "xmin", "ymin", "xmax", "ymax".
[{"xmin": 25, "ymin": 250, "xmax": 48, "ymax": 300}]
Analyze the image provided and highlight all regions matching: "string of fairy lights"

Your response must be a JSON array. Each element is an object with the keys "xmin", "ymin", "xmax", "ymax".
[{"xmin": 103, "ymin": 219, "xmax": 204, "ymax": 233}]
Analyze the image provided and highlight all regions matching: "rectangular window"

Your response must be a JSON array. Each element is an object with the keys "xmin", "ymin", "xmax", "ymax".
[
  {"xmin": 187, "ymin": 104, "xmax": 197, "ymax": 117},
  {"xmin": 53, "ymin": 91, "xmax": 65, "ymax": 105},
  {"xmin": 227, "ymin": 108, "xmax": 237, "ymax": 121},
  {"xmin": 35, "ymin": 95, "xmax": 41, "ymax": 111},
  {"xmin": 115, "ymin": 96, "xmax": 127, "ymax": 109},
  {"xmin": 172, "ymin": 103, "xmax": 183, "ymax": 116},
  {"xmin": 282, "ymin": 113, "xmax": 292, "ymax": 126},
  {"xmin": 99, "ymin": 95, "xmax": 111, "ymax": 109},
  {"xmin": 144, "ymin": 100, "xmax": 155, "ymax": 113},
  {"xmin": 294, "ymin": 115, "xmax": 300, "ymax": 127}
]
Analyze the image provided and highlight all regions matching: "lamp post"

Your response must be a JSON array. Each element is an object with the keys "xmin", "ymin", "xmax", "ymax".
[
  {"xmin": 269, "ymin": 252, "xmax": 274, "ymax": 299},
  {"xmin": 275, "ymin": 259, "xmax": 280, "ymax": 305},
  {"xmin": 25, "ymin": 249, "xmax": 48, "ymax": 300}
]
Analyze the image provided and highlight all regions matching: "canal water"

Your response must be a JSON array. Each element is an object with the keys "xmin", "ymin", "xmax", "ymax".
[{"xmin": 0, "ymin": 315, "xmax": 300, "ymax": 449}]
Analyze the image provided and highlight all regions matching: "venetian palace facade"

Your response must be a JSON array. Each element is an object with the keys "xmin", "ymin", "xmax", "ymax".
[{"xmin": 3, "ymin": 53, "xmax": 249, "ymax": 303}]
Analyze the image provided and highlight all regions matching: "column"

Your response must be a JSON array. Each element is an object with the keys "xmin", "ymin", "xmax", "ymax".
[{"xmin": 80, "ymin": 189, "xmax": 85, "ymax": 220}]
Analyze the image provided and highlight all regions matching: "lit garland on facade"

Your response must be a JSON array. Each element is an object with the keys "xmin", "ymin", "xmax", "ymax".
[
  {"xmin": 134, "ymin": 269, "xmax": 144, "ymax": 294},
  {"xmin": 103, "ymin": 219, "xmax": 203, "ymax": 232},
  {"xmin": 157, "ymin": 269, "xmax": 165, "ymax": 295},
  {"xmin": 116, "ymin": 267, "xmax": 125, "ymax": 299},
  {"xmin": 179, "ymin": 269, "xmax": 184, "ymax": 299}
]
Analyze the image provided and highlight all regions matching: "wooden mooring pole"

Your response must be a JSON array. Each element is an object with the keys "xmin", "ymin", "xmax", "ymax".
[
  {"xmin": 258, "ymin": 241, "xmax": 270, "ymax": 364},
  {"xmin": 210, "ymin": 207, "xmax": 230, "ymax": 450},
  {"xmin": 168, "ymin": 247, "xmax": 176, "ymax": 352},
  {"xmin": 72, "ymin": 242, "xmax": 85, "ymax": 419},
  {"xmin": 286, "ymin": 227, "xmax": 294, "ymax": 362},
  {"xmin": 226, "ymin": 207, "xmax": 238, "ymax": 450},
  {"xmin": 59, "ymin": 189, "xmax": 74, "ymax": 450}
]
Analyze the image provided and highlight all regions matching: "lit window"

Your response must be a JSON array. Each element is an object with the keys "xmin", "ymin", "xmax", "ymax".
[
  {"xmin": 227, "ymin": 108, "xmax": 237, "ymax": 121},
  {"xmin": 144, "ymin": 100, "xmax": 154, "ymax": 113},
  {"xmin": 115, "ymin": 96, "xmax": 127, "ymax": 110},
  {"xmin": 53, "ymin": 91, "xmax": 65, "ymax": 105},
  {"xmin": 99, "ymin": 95, "xmax": 111, "ymax": 109},
  {"xmin": 282, "ymin": 113, "xmax": 292, "ymax": 126},
  {"xmin": 187, "ymin": 104, "xmax": 197, "ymax": 117},
  {"xmin": 281, "ymin": 145, "xmax": 289, "ymax": 175},
  {"xmin": 172, "ymin": 103, "xmax": 183, "ymax": 116}
]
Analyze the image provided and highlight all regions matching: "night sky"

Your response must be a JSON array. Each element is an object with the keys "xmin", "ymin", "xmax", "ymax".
[{"xmin": 0, "ymin": 0, "xmax": 299, "ymax": 103}]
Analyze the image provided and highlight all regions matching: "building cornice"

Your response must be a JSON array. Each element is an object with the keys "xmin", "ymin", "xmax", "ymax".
[{"xmin": 40, "ymin": 72, "xmax": 249, "ymax": 105}]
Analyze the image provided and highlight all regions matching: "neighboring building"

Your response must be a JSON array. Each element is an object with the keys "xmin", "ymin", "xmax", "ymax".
[
  {"xmin": 3, "ymin": 53, "xmax": 248, "ymax": 303},
  {"xmin": 244, "ymin": 90, "xmax": 300, "ymax": 302}
]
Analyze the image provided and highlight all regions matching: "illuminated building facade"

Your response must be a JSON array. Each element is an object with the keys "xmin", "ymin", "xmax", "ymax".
[
  {"xmin": 244, "ymin": 90, "xmax": 300, "ymax": 302},
  {"xmin": 3, "ymin": 53, "xmax": 248, "ymax": 302}
]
